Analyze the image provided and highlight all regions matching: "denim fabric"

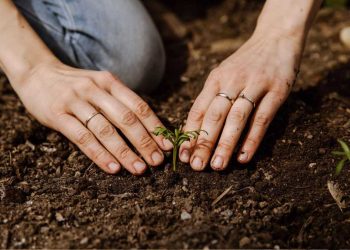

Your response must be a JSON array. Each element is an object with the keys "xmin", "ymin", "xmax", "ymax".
[{"xmin": 13, "ymin": 0, "xmax": 166, "ymax": 93}]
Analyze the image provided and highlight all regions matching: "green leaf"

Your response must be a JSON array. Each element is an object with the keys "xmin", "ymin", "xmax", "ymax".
[
  {"xmin": 338, "ymin": 139, "xmax": 350, "ymax": 153},
  {"xmin": 332, "ymin": 151, "xmax": 346, "ymax": 156},
  {"xmin": 338, "ymin": 139, "xmax": 350, "ymax": 161},
  {"xmin": 152, "ymin": 126, "xmax": 209, "ymax": 171},
  {"xmin": 325, "ymin": 0, "xmax": 347, "ymax": 7},
  {"xmin": 335, "ymin": 158, "xmax": 347, "ymax": 175}
]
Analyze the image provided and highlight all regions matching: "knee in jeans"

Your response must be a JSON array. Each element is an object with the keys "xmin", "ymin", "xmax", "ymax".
[
  {"xmin": 123, "ymin": 30, "xmax": 166, "ymax": 94},
  {"xmin": 102, "ymin": 24, "xmax": 166, "ymax": 94}
]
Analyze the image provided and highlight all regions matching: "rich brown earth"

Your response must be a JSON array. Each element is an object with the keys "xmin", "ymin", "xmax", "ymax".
[{"xmin": 0, "ymin": 1, "xmax": 350, "ymax": 248}]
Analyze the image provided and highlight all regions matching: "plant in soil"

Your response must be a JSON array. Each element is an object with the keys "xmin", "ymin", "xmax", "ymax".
[
  {"xmin": 332, "ymin": 139, "xmax": 350, "ymax": 175},
  {"xmin": 153, "ymin": 126, "xmax": 207, "ymax": 171}
]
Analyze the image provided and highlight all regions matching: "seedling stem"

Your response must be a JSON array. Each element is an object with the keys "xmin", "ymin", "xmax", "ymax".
[{"xmin": 153, "ymin": 126, "xmax": 207, "ymax": 171}]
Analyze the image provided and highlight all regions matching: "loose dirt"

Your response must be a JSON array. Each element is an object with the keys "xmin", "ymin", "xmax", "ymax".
[{"xmin": 0, "ymin": 1, "xmax": 349, "ymax": 248}]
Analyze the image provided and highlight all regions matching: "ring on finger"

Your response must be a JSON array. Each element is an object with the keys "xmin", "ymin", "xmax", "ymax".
[
  {"xmin": 216, "ymin": 92, "xmax": 235, "ymax": 104},
  {"xmin": 238, "ymin": 93, "xmax": 256, "ymax": 108},
  {"xmin": 85, "ymin": 111, "xmax": 102, "ymax": 127}
]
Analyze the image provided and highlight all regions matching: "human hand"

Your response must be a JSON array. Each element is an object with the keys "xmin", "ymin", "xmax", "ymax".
[
  {"xmin": 13, "ymin": 62, "xmax": 172, "ymax": 175},
  {"xmin": 179, "ymin": 31, "xmax": 302, "ymax": 171}
]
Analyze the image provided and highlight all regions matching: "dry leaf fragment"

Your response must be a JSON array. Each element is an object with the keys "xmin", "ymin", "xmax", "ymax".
[{"xmin": 327, "ymin": 181, "xmax": 347, "ymax": 212}]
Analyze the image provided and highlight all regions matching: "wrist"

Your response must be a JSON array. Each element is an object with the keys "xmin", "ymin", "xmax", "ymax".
[
  {"xmin": 253, "ymin": 0, "xmax": 322, "ymax": 48},
  {"xmin": 0, "ymin": 2, "xmax": 60, "ymax": 84},
  {"xmin": 252, "ymin": 22, "xmax": 306, "ymax": 51}
]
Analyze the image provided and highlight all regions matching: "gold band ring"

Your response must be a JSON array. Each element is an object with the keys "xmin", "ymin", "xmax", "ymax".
[
  {"xmin": 85, "ymin": 112, "xmax": 102, "ymax": 127},
  {"xmin": 239, "ymin": 93, "xmax": 256, "ymax": 108},
  {"xmin": 216, "ymin": 92, "xmax": 234, "ymax": 104}
]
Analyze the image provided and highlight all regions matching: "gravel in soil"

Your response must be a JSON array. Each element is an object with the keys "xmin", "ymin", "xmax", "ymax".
[{"xmin": 0, "ymin": 1, "xmax": 350, "ymax": 248}]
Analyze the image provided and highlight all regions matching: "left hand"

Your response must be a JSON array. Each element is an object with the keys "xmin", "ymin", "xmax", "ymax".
[{"xmin": 179, "ymin": 31, "xmax": 302, "ymax": 171}]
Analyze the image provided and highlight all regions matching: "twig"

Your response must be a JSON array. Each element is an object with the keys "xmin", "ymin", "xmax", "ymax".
[
  {"xmin": 297, "ymin": 215, "xmax": 314, "ymax": 244},
  {"xmin": 83, "ymin": 162, "xmax": 95, "ymax": 177},
  {"xmin": 212, "ymin": 185, "xmax": 233, "ymax": 206},
  {"xmin": 9, "ymin": 151, "xmax": 22, "ymax": 180}
]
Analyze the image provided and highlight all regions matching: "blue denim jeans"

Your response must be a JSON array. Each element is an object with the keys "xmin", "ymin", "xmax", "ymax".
[{"xmin": 13, "ymin": 0, "xmax": 166, "ymax": 93}]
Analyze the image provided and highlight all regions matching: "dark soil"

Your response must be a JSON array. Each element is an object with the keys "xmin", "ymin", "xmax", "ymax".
[{"xmin": 1, "ymin": 1, "xmax": 350, "ymax": 248}]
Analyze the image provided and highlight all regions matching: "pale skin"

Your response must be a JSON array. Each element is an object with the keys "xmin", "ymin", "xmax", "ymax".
[{"xmin": 0, "ymin": 0, "xmax": 322, "ymax": 175}]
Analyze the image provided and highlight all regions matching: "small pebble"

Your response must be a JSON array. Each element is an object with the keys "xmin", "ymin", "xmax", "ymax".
[
  {"xmin": 55, "ymin": 212, "xmax": 65, "ymax": 222},
  {"xmin": 309, "ymin": 162, "xmax": 317, "ymax": 168},
  {"xmin": 220, "ymin": 209, "xmax": 233, "ymax": 218},
  {"xmin": 80, "ymin": 237, "xmax": 89, "ymax": 245},
  {"xmin": 182, "ymin": 178, "xmax": 188, "ymax": 186},
  {"xmin": 340, "ymin": 26, "xmax": 350, "ymax": 48},
  {"xmin": 259, "ymin": 201, "xmax": 268, "ymax": 209},
  {"xmin": 239, "ymin": 236, "xmax": 251, "ymax": 248},
  {"xmin": 40, "ymin": 226, "xmax": 50, "ymax": 234},
  {"xmin": 318, "ymin": 148, "xmax": 326, "ymax": 155},
  {"xmin": 181, "ymin": 211, "xmax": 192, "ymax": 220}
]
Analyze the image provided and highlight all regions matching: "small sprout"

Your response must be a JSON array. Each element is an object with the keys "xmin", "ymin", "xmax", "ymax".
[
  {"xmin": 153, "ymin": 126, "xmax": 207, "ymax": 171},
  {"xmin": 332, "ymin": 139, "xmax": 350, "ymax": 175}
]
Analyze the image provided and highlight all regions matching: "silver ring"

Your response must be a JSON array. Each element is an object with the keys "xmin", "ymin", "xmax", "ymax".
[
  {"xmin": 85, "ymin": 112, "xmax": 102, "ymax": 127},
  {"xmin": 239, "ymin": 93, "xmax": 256, "ymax": 108},
  {"xmin": 216, "ymin": 92, "xmax": 234, "ymax": 104}
]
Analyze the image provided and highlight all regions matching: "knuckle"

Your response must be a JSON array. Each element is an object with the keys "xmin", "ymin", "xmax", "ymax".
[
  {"xmin": 188, "ymin": 108, "xmax": 204, "ymax": 122},
  {"xmin": 120, "ymin": 110, "xmax": 137, "ymax": 126},
  {"xmin": 91, "ymin": 148, "xmax": 108, "ymax": 162},
  {"xmin": 60, "ymin": 89, "xmax": 76, "ymax": 104},
  {"xmin": 116, "ymin": 144, "xmax": 131, "ymax": 160},
  {"xmin": 271, "ymin": 86, "xmax": 287, "ymax": 97},
  {"xmin": 76, "ymin": 79, "xmax": 95, "ymax": 95},
  {"xmin": 246, "ymin": 137, "xmax": 258, "ymax": 146},
  {"xmin": 139, "ymin": 135, "xmax": 154, "ymax": 149},
  {"xmin": 228, "ymin": 110, "xmax": 246, "ymax": 122},
  {"xmin": 77, "ymin": 130, "xmax": 95, "ymax": 146},
  {"xmin": 254, "ymin": 114, "xmax": 270, "ymax": 127},
  {"xmin": 207, "ymin": 109, "xmax": 222, "ymax": 122},
  {"xmin": 100, "ymin": 71, "xmax": 114, "ymax": 81},
  {"xmin": 195, "ymin": 138, "xmax": 214, "ymax": 151},
  {"xmin": 218, "ymin": 139, "xmax": 233, "ymax": 151},
  {"xmin": 208, "ymin": 68, "xmax": 220, "ymax": 80},
  {"xmin": 135, "ymin": 100, "xmax": 152, "ymax": 119},
  {"xmin": 98, "ymin": 123, "xmax": 115, "ymax": 138}
]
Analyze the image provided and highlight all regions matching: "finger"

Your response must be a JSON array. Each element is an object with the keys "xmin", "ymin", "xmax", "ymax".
[
  {"xmin": 88, "ymin": 71, "xmax": 173, "ymax": 150},
  {"xmin": 83, "ymin": 88, "xmax": 164, "ymax": 167},
  {"xmin": 179, "ymin": 84, "xmax": 218, "ymax": 163},
  {"xmin": 70, "ymin": 101, "xmax": 147, "ymax": 175},
  {"xmin": 56, "ymin": 114, "xmax": 121, "ymax": 174},
  {"xmin": 211, "ymin": 87, "xmax": 265, "ymax": 170},
  {"xmin": 112, "ymin": 84, "xmax": 173, "ymax": 151},
  {"xmin": 188, "ymin": 95, "xmax": 233, "ymax": 171},
  {"xmin": 237, "ymin": 91, "xmax": 285, "ymax": 163}
]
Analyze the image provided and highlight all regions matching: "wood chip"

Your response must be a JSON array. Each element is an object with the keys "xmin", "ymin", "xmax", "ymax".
[
  {"xmin": 210, "ymin": 38, "xmax": 244, "ymax": 54},
  {"xmin": 211, "ymin": 185, "xmax": 233, "ymax": 206},
  {"xmin": 327, "ymin": 181, "xmax": 347, "ymax": 212},
  {"xmin": 162, "ymin": 13, "xmax": 188, "ymax": 39}
]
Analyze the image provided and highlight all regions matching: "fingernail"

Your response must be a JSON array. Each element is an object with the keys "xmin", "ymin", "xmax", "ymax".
[
  {"xmin": 163, "ymin": 138, "xmax": 173, "ymax": 149},
  {"xmin": 181, "ymin": 149, "xmax": 190, "ymax": 162},
  {"xmin": 191, "ymin": 156, "xmax": 203, "ymax": 170},
  {"xmin": 238, "ymin": 151, "xmax": 248, "ymax": 162},
  {"xmin": 151, "ymin": 151, "xmax": 163, "ymax": 164},
  {"xmin": 133, "ymin": 161, "xmax": 146, "ymax": 172},
  {"xmin": 108, "ymin": 162, "xmax": 120, "ymax": 172},
  {"xmin": 212, "ymin": 156, "xmax": 223, "ymax": 169}
]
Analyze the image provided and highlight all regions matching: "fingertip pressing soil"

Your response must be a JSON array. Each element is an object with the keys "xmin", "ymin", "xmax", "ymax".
[{"xmin": 0, "ymin": 1, "xmax": 350, "ymax": 249}]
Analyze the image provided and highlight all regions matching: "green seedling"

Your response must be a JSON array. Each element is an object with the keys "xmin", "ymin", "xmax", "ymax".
[
  {"xmin": 325, "ymin": 0, "xmax": 348, "ymax": 8},
  {"xmin": 153, "ymin": 126, "xmax": 207, "ymax": 171},
  {"xmin": 332, "ymin": 139, "xmax": 350, "ymax": 175}
]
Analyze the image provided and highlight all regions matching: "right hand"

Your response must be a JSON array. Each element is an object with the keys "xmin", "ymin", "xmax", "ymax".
[{"xmin": 13, "ymin": 61, "xmax": 172, "ymax": 175}]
